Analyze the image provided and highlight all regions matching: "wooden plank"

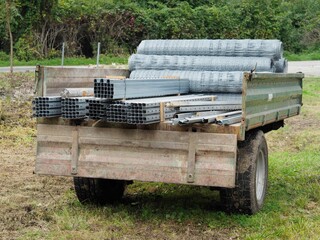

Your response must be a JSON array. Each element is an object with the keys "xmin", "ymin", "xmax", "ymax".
[
  {"xmin": 36, "ymin": 163, "xmax": 71, "ymax": 176},
  {"xmin": 75, "ymin": 163, "xmax": 235, "ymax": 187},
  {"xmin": 37, "ymin": 124, "xmax": 75, "ymax": 137},
  {"xmin": 36, "ymin": 160, "xmax": 235, "ymax": 187},
  {"xmin": 37, "ymin": 119, "xmax": 243, "ymax": 140},
  {"xmin": 80, "ymin": 137, "xmax": 189, "ymax": 151},
  {"xmin": 41, "ymin": 66, "xmax": 129, "ymax": 96},
  {"xmin": 78, "ymin": 127, "xmax": 235, "ymax": 146},
  {"xmin": 37, "ymin": 135, "xmax": 73, "ymax": 143},
  {"xmin": 105, "ymin": 75, "xmax": 126, "ymax": 79},
  {"xmin": 44, "ymin": 67, "xmax": 129, "ymax": 78},
  {"xmin": 35, "ymin": 124, "xmax": 237, "ymax": 187}
]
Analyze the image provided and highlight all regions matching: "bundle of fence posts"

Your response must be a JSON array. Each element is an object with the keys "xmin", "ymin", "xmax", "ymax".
[
  {"xmin": 103, "ymin": 95, "xmax": 219, "ymax": 124},
  {"xmin": 93, "ymin": 78, "xmax": 189, "ymax": 99},
  {"xmin": 86, "ymin": 98, "xmax": 109, "ymax": 120},
  {"xmin": 61, "ymin": 97, "xmax": 90, "ymax": 119},
  {"xmin": 32, "ymin": 97, "xmax": 62, "ymax": 117}
]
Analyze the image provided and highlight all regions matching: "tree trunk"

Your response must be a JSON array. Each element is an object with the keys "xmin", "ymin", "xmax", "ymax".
[{"xmin": 6, "ymin": 0, "xmax": 13, "ymax": 73}]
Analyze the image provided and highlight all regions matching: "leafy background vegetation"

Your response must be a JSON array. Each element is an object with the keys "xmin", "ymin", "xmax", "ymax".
[{"xmin": 1, "ymin": 0, "xmax": 320, "ymax": 64}]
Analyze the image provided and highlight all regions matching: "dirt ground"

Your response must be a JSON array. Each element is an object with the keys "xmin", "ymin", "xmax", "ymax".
[
  {"xmin": 288, "ymin": 60, "xmax": 320, "ymax": 77},
  {"xmin": 0, "ymin": 146, "xmax": 72, "ymax": 239},
  {"xmin": 0, "ymin": 73, "xmax": 72, "ymax": 239}
]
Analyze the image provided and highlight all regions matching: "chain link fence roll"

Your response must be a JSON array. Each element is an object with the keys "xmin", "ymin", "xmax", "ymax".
[
  {"xmin": 129, "ymin": 54, "xmax": 275, "ymax": 72},
  {"xmin": 137, "ymin": 39, "xmax": 283, "ymax": 60},
  {"xmin": 130, "ymin": 70, "xmax": 245, "ymax": 93}
]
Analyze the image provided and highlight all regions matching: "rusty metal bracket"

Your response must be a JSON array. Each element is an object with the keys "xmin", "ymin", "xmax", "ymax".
[
  {"xmin": 187, "ymin": 133, "xmax": 197, "ymax": 183},
  {"xmin": 71, "ymin": 127, "xmax": 79, "ymax": 175}
]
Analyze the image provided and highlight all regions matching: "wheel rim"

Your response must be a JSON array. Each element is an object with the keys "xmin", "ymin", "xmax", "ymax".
[{"xmin": 256, "ymin": 149, "xmax": 266, "ymax": 204}]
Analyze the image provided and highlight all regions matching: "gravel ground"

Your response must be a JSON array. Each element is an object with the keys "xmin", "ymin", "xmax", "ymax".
[{"xmin": 288, "ymin": 61, "xmax": 320, "ymax": 77}]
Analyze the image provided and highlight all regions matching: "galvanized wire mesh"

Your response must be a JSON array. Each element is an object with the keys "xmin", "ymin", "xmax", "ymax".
[
  {"xmin": 137, "ymin": 39, "xmax": 283, "ymax": 60},
  {"xmin": 274, "ymin": 58, "xmax": 288, "ymax": 73},
  {"xmin": 130, "ymin": 70, "xmax": 244, "ymax": 93},
  {"xmin": 129, "ymin": 54, "xmax": 274, "ymax": 72}
]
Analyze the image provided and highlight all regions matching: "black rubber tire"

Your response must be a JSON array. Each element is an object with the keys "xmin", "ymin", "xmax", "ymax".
[
  {"xmin": 73, "ymin": 177, "xmax": 126, "ymax": 205},
  {"xmin": 220, "ymin": 130, "xmax": 268, "ymax": 214}
]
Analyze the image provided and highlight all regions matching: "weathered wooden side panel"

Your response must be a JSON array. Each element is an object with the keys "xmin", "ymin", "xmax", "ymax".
[
  {"xmin": 35, "ymin": 124, "xmax": 237, "ymax": 188},
  {"xmin": 38, "ymin": 67, "xmax": 129, "ymax": 96}
]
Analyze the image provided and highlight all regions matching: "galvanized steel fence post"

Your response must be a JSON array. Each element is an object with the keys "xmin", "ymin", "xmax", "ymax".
[
  {"xmin": 61, "ymin": 42, "xmax": 65, "ymax": 66},
  {"xmin": 97, "ymin": 42, "xmax": 101, "ymax": 67}
]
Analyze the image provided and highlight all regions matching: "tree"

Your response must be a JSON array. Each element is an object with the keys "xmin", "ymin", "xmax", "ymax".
[
  {"xmin": 0, "ymin": 0, "xmax": 18, "ymax": 72},
  {"xmin": 6, "ymin": 0, "xmax": 14, "ymax": 73}
]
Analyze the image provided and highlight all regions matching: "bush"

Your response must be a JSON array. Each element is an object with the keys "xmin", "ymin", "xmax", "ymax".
[
  {"xmin": 0, "ymin": 51, "xmax": 9, "ymax": 61},
  {"xmin": 14, "ymin": 35, "xmax": 41, "ymax": 61},
  {"xmin": 2, "ymin": 0, "xmax": 320, "ymax": 58}
]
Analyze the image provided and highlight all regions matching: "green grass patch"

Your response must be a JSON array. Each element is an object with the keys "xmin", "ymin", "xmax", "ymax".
[
  {"xmin": 0, "ymin": 54, "xmax": 129, "ymax": 67},
  {"xmin": 285, "ymin": 50, "xmax": 320, "ymax": 61}
]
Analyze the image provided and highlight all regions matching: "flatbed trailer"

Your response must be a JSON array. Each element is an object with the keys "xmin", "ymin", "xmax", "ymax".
[{"xmin": 34, "ymin": 66, "xmax": 303, "ymax": 214}]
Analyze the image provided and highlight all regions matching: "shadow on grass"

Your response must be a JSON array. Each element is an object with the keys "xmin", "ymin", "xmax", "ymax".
[{"xmin": 63, "ymin": 182, "xmax": 247, "ymax": 230}]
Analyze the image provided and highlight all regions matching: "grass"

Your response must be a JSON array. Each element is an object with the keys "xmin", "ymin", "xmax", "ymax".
[
  {"xmin": 285, "ymin": 50, "xmax": 320, "ymax": 61},
  {"xmin": 0, "ymin": 73, "xmax": 319, "ymax": 239},
  {"xmin": 0, "ymin": 73, "xmax": 36, "ymax": 148},
  {"xmin": 0, "ymin": 50, "xmax": 319, "ymax": 67},
  {"xmin": 0, "ymin": 54, "xmax": 129, "ymax": 67}
]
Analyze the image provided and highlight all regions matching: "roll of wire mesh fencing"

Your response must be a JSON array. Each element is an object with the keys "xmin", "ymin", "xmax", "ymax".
[
  {"xmin": 137, "ymin": 39, "xmax": 283, "ymax": 60},
  {"xmin": 130, "ymin": 70, "xmax": 245, "ymax": 93},
  {"xmin": 274, "ymin": 58, "xmax": 288, "ymax": 73},
  {"xmin": 129, "ymin": 54, "xmax": 275, "ymax": 72}
]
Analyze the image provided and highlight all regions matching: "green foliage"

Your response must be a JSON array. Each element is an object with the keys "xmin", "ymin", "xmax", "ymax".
[
  {"xmin": 1, "ymin": 0, "xmax": 320, "ymax": 59},
  {"xmin": 0, "ymin": 0, "xmax": 21, "ymax": 47},
  {"xmin": 14, "ymin": 34, "xmax": 40, "ymax": 61},
  {"xmin": 0, "ymin": 51, "xmax": 9, "ymax": 61}
]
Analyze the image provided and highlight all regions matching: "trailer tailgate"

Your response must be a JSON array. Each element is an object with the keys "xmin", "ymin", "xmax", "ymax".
[{"xmin": 35, "ymin": 124, "xmax": 237, "ymax": 188}]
